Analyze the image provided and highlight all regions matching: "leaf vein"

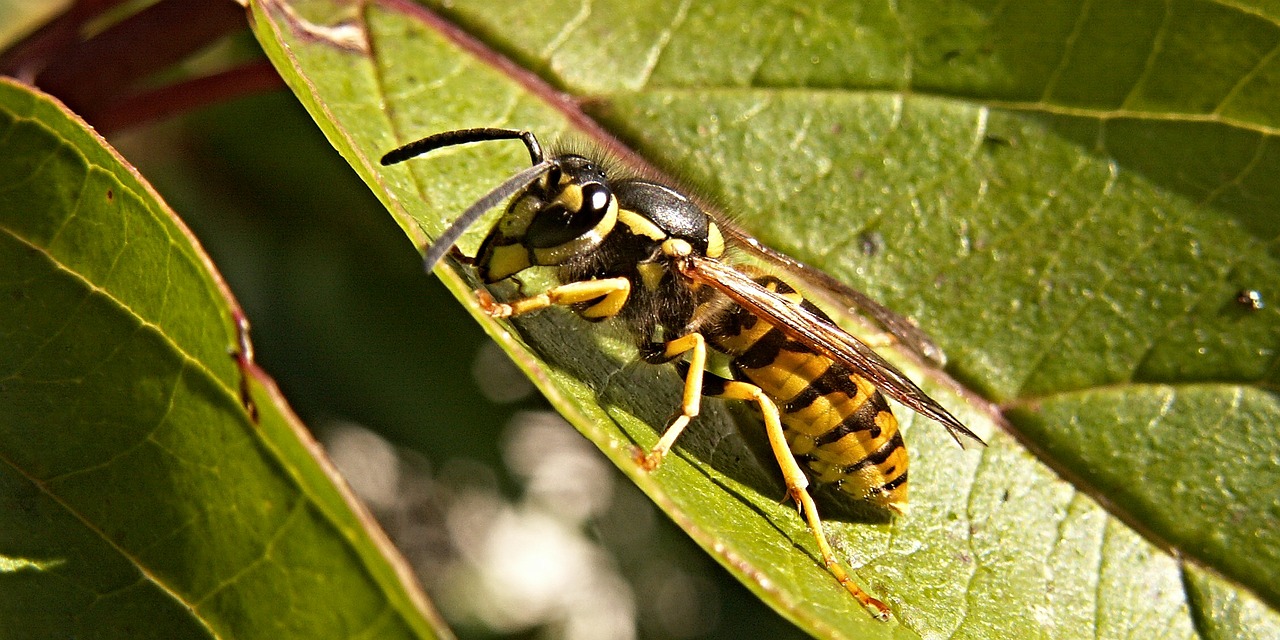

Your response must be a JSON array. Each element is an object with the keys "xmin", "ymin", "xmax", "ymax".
[
  {"xmin": 0, "ymin": 449, "xmax": 226, "ymax": 639},
  {"xmin": 1213, "ymin": 38, "xmax": 1280, "ymax": 116},
  {"xmin": 1118, "ymin": 0, "xmax": 1173, "ymax": 111},
  {"xmin": 636, "ymin": 0, "xmax": 691, "ymax": 90},
  {"xmin": 1128, "ymin": 248, "xmax": 1246, "ymax": 381},
  {"xmin": 1014, "ymin": 168, "xmax": 1171, "ymax": 396},
  {"xmin": 539, "ymin": 0, "xmax": 592, "ymax": 61},
  {"xmin": 1199, "ymin": 132, "xmax": 1272, "ymax": 208},
  {"xmin": 193, "ymin": 495, "xmax": 307, "ymax": 606},
  {"xmin": 1038, "ymin": 0, "xmax": 1094, "ymax": 103},
  {"xmin": 0, "ymin": 225, "xmax": 243, "ymax": 425},
  {"xmin": 1091, "ymin": 517, "xmax": 1110, "ymax": 637}
]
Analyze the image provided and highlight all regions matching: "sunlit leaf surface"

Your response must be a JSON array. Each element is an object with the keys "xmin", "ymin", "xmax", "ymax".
[{"xmin": 249, "ymin": 1, "xmax": 1280, "ymax": 638}]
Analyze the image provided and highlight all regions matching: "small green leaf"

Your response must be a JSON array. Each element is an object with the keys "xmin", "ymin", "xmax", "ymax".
[
  {"xmin": 0, "ymin": 78, "xmax": 448, "ymax": 639},
  {"xmin": 250, "ymin": 0, "xmax": 1280, "ymax": 638}
]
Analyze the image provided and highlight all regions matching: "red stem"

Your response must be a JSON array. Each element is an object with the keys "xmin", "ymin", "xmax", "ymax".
[
  {"xmin": 92, "ymin": 60, "xmax": 285, "ymax": 133},
  {"xmin": 34, "ymin": 0, "xmax": 247, "ymax": 117},
  {"xmin": 0, "ymin": 0, "xmax": 130, "ymax": 81},
  {"xmin": 4, "ymin": 0, "xmax": 277, "ymax": 130}
]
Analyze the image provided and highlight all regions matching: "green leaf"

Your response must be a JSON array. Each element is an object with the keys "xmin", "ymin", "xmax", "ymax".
[
  {"xmin": 0, "ymin": 78, "xmax": 448, "ymax": 639},
  {"xmin": 249, "ymin": 0, "xmax": 1280, "ymax": 638}
]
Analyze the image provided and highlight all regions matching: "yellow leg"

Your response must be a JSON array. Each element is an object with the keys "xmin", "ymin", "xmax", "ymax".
[
  {"xmin": 477, "ymin": 277, "xmax": 631, "ymax": 319},
  {"xmin": 634, "ymin": 333, "xmax": 707, "ymax": 471},
  {"xmin": 715, "ymin": 380, "xmax": 891, "ymax": 621}
]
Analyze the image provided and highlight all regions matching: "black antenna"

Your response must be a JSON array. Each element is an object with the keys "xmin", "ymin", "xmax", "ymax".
[
  {"xmin": 381, "ymin": 128, "xmax": 551, "ymax": 274},
  {"xmin": 420, "ymin": 160, "xmax": 556, "ymax": 272},
  {"xmin": 381, "ymin": 128, "xmax": 543, "ymax": 166}
]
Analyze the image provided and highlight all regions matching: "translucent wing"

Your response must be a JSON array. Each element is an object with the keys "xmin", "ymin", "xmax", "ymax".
[
  {"xmin": 680, "ymin": 255, "xmax": 984, "ymax": 449},
  {"xmin": 724, "ymin": 225, "xmax": 948, "ymax": 367}
]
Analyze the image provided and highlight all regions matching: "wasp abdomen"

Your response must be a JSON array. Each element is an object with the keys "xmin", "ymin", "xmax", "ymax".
[{"xmin": 705, "ymin": 276, "xmax": 908, "ymax": 512}]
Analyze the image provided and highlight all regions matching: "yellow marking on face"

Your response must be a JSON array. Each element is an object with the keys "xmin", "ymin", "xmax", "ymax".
[
  {"xmin": 485, "ymin": 243, "xmax": 532, "ymax": 281},
  {"xmin": 597, "ymin": 196, "xmax": 619, "ymax": 238},
  {"xmin": 533, "ymin": 242, "xmax": 577, "ymax": 265},
  {"xmin": 618, "ymin": 209, "xmax": 667, "ymax": 241},
  {"xmin": 552, "ymin": 183, "xmax": 583, "ymax": 211}
]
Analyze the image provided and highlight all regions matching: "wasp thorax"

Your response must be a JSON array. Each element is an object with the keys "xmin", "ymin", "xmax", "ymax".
[
  {"xmin": 611, "ymin": 180, "xmax": 725, "ymax": 260},
  {"xmin": 475, "ymin": 155, "xmax": 619, "ymax": 282}
]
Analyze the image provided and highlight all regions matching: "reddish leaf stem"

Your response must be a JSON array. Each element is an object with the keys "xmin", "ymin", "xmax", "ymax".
[
  {"xmin": 93, "ymin": 60, "xmax": 285, "ymax": 133},
  {"xmin": 34, "ymin": 0, "xmax": 246, "ymax": 113},
  {"xmin": 2, "ymin": 0, "xmax": 281, "ymax": 131}
]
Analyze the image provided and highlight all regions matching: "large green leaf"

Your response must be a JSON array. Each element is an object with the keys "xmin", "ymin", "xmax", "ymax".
[
  {"xmin": 249, "ymin": 0, "xmax": 1280, "ymax": 638},
  {"xmin": 0, "ymin": 78, "xmax": 448, "ymax": 639}
]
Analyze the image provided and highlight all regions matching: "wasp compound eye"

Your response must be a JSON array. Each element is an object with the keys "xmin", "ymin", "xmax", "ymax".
[
  {"xmin": 525, "ymin": 182, "xmax": 614, "ymax": 249},
  {"xmin": 581, "ymin": 182, "xmax": 612, "ymax": 217}
]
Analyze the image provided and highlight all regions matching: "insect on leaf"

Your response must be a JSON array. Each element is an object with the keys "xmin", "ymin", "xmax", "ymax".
[{"xmin": 248, "ymin": 0, "xmax": 1280, "ymax": 638}]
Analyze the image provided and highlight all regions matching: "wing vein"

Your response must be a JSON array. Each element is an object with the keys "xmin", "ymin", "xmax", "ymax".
[{"xmin": 681, "ymin": 255, "xmax": 984, "ymax": 449}]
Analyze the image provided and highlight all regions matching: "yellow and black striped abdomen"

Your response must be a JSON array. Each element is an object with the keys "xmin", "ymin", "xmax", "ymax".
[{"xmin": 705, "ymin": 277, "xmax": 909, "ymax": 513}]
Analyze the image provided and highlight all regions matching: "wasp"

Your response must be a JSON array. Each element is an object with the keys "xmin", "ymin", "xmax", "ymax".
[{"xmin": 381, "ymin": 128, "xmax": 984, "ymax": 620}]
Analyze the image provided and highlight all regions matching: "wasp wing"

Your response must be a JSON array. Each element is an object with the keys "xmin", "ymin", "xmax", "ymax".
[
  {"xmin": 723, "ymin": 226, "xmax": 948, "ymax": 367},
  {"xmin": 681, "ymin": 255, "xmax": 984, "ymax": 449}
]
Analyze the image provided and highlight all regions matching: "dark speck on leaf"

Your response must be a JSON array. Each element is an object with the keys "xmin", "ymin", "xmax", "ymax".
[
  {"xmin": 859, "ymin": 231, "xmax": 883, "ymax": 257},
  {"xmin": 1235, "ymin": 289, "xmax": 1264, "ymax": 311},
  {"xmin": 983, "ymin": 134, "xmax": 1014, "ymax": 149}
]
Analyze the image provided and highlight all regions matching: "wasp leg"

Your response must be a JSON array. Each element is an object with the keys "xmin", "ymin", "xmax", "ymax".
[
  {"xmin": 477, "ymin": 277, "xmax": 631, "ymax": 320},
  {"xmin": 713, "ymin": 379, "xmax": 891, "ymax": 621},
  {"xmin": 634, "ymin": 333, "xmax": 707, "ymax": 471}
]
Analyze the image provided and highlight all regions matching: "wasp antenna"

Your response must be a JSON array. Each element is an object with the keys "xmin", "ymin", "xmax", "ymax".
[
  {"xmin": 381, "ymin": 128, "xmax": 544, "ymax": 166},
  {"xmin": 422, "ymin": 159, "xmax": 557, "ymax": 273}
]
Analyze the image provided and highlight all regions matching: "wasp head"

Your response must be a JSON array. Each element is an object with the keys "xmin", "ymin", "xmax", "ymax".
[{"xmin": 474, "ymin": 154, "xmax": 619, "ymax": 282}]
